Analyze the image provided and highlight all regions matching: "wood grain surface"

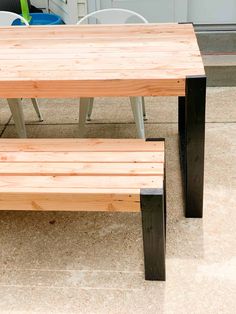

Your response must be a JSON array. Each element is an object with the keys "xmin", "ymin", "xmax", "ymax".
[
  {"xmin": 0, "ymin": 139, "xmax": 164, "ymax": 212},
  {"xmin": 0, "ymin": 24, "xmax": 205, "ymax": 98}
]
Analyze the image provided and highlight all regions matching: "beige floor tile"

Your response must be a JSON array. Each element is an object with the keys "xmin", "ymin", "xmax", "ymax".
[
  {"xmin": 9, "ymin": 97, "xmax": 177, "ymax": 125},
  {"xmin": 3, "ymin": 120, "xmax": 176, "ymax": 139},
  {"xmin": 7, "ymin": 88, "xmax": 236, "ymax": 128},
  {"xmin": 0, "ymin": 99, "xmax": 11, "ymax": 126},
  {"xmin": 8, "ymin": 98, "xmax": 80, "ymax": 125},
  {"xmin": 2, "ymin": 123, "xmax": 80, "ymax": 138},
  {"xmin": 206, "ymin": 87, "xmax": 236, "ymax": 122},
  {"xmin": 0, "ymin": 122, "xmax": 235, "ymax": 313},
  {"xmin": 0, "ymin": 126, "xmax": 5, "ymax": 135},
  {"xmin": 88, "ymin": 97, "xmax": 178, "ymax": 124}
]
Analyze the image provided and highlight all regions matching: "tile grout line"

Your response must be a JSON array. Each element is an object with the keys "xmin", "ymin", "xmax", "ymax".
[{"xmin": 6, "ymin": 121, "xmax": 236, "ymax": 127}]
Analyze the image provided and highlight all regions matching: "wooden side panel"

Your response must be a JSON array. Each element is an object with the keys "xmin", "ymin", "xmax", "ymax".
[
  {"xmin": 0, "ymin": 190, "xmax": 141, "ymax": 212},
  {"xmin": 0, "ymin": 79, "xmax": 186, "ymax": 98}
]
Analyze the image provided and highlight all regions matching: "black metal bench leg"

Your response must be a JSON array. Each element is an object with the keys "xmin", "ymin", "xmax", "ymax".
[
  {"xmin": 141, "ymin": 188, "xmax": 166, "ymax": 281},
  {"xmin": 182, "ymin": 76, "xmax": 207, "ymax": 218}
]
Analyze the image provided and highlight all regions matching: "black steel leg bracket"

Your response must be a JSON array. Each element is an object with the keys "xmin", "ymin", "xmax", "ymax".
[
  {"xmin": 179, "ymin": 75, "xmax": 207, "ymax": 218},
  {"xmin": 140, "ymin": 188, "xmax": 166, "ymax": 281}
]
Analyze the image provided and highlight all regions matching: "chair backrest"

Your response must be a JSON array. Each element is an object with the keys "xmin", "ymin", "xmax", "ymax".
[
  {"xmin": 77, "ymin": 8, "xmax": 148, "ymax": 25},
  {"xmin": 0, "ymin": 11, "xmax": 29, "ymax": 26}
]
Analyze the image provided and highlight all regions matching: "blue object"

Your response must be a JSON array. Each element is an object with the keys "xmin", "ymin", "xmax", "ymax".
[{"xmin": 12, "ymin": 13, "xmax": 63, "ymax": 25}]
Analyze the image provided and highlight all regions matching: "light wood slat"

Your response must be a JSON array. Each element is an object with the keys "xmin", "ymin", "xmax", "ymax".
[
  {"xmin": 1, "ymin": 23, "xmax": 197, "ymax": 34},
  {"xmin": 0, "ymin": 51, "xmax": 202, "ymax": 61},
  {"xmin": 0, "ymin": 43, "xmax": 200, "ymax": 51},
  {"xmin": 0, "ymin": 57, "xmax": 203, "ymax": 71},
  {"xmin": 0, "ymin": 23, "xmax": 196, "ymax": 37},
  {"xmin": 0, "ymin": 190, "xmax": 141, "ymax": 212},
  {"xmin": 0, "ymin": 151, "xmax": 163, "ymax": 163},
  {"xmin": 0, "ymin": 162, "xmax": 163, "ymax": 176},
  {"xmin": 0, "ymin": 71, "xmax": 190, "ymax": 80},
  {"xmin": 0, "ymin": 52, "xmax": 203, "ymax": 64},
  {"xmin": 0, "ymin": 187, "xmax": 140, "ymax": 194},
  {"xmin": 0, "ymin": 33, "xmax": 195, "ymax": 40},
  {"xmin": 0, "ymin": 47, "xmax": 202, "ymax": 55},
  {"xmin": 0, "ymin": 23, "xmax": 205, "ymax": 98},
  {"xmin": 0, "ymin": 39, "xmax": 200, "ymax": 50},
  {"xmin": 0, "ymin": 175, "xmax": 162, "ymax": 189},
  {"xmin": 0, "ymin": 139, "xmax": 164, "ymax": 152},
  {"xmin": 0, "ymin": 79, "xmax": 186, "ymax": 98}
]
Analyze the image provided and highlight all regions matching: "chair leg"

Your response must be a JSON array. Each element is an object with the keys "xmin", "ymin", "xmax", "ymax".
[
  {"xmin": 130, "ymin": 97, "xmax": 145, "ymax": 139},
  {"xmin": 79, "ymin": 98, "xmax": 90, "ymax": 136},
  {"xmin": 87, "ymin": 98, "xmax": 94, "ymax": 121},
  {"xmin": 7, "ymin": 98, "xmax": 27, "ymax": 138},
  {"xmin": 142, "ymin": 97, "xmax": 147, "ymax": 121},
  {"xmin": 31, "ymin": 98, "xmax": 43, "ymax": 122}
]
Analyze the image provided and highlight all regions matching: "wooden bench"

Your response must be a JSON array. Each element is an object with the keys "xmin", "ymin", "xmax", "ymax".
[{"xmin": 0, "ymin": 138, "xmax": 166, "ymax": 281}]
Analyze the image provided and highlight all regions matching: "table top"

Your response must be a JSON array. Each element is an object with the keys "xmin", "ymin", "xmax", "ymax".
[{"xmin": 0, "ymin": 23, "xmax": 205, "ymax": 98}]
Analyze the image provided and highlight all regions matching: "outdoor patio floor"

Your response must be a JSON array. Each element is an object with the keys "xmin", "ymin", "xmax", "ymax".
[{"xmin": 0, "ymin": 87, "xmax": 235, "ymax": 313}]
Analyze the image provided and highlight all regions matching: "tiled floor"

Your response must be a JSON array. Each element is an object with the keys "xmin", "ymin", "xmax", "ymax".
[{"xmin": 0, "ymin": 88, "xmax": 235, "ymax": 313}]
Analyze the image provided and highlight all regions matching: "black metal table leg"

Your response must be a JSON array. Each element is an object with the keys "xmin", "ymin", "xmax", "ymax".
[
  {"xmin": 182, "ymin": 75, "xmax": 207, "ymax": 218},
  {"xmin": 178, "ymin": 96, "xmax": 186, "ymax": 137},
  {"xmin": 141, "ymin": 188, "xmax": 166, "ymax": 281},
  {"xmin": 178, "ymin": 96, "xmax": 187, "ymax": 197}
]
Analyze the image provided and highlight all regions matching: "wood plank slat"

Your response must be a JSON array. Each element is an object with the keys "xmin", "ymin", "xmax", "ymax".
[
  {"xmin": 0, "ymin": 162, "xmax": 163, "ymax": 176},
  {"xmin": 0, "ymin": 189, "xmax": 141, "ymax": 212},
  {"xmin": 0, "ymin": 51, "xmax": 202, "ymax": 61},
  {"xmin": 0, "ymin": 79, "xmax": 186, "ymax": 97},
  {"xmin": 0, "ymin": 139, "xmax": 164, "ymax": 152},
  {"xmin": 0, "ymin": 151, "xmax": 164, "ymax": 163},
  {"xmin": 0, "ymin": 47, "xmax": 202, "ymax": 56},
  {"xmin": 0, "ymin": 175, "xmax": 163, "ymax": 189},
  {"xmin": 0, "ymin": 39, "xmax": 201, "ymax": 51},
  {"xmin": 0, "ymin": 23, "xmax": 196, "ymax": 38},
  {"xmin": 0, "ymin": 56, "xmax": 204, "ymax": 71}
]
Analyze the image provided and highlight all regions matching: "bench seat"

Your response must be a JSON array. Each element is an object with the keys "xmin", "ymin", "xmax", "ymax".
[{"xmin": 0, "ymin": 138, "xmax": 166, "ymax": 280}]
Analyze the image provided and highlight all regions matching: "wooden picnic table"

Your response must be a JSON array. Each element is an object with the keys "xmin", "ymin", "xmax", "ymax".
[{"xmin": 0, "ymin": 23, "xmax": 206, "ymax": 218}]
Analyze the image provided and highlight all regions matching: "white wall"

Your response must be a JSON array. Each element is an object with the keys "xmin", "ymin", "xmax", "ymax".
[
  {"xmin": 99, "ymin": 0, "xmax": 176, "ymax": 22},
  {"xmin": 31, "ymin": 0, "xmax": 236, "ymax": 24},
  {"xmin": 188, "ymin": 0, "xmax": 236, "ymax": 24},
  {"xmin": 31, "ymin": 0, "xmax": 48, "ymax": 10},
  {"xmin": 97, "ymin": 0, "xmax": 236, "ymax": 24}
]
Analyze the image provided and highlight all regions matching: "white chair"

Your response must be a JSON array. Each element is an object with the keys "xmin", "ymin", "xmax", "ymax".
[
  {"xmin": 77, "ymin": 8, "xmax": 148, "ymax": 139},
  {"xmin": 0, "ymin": 11, "xmax": 43, "ymax": 138}
]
